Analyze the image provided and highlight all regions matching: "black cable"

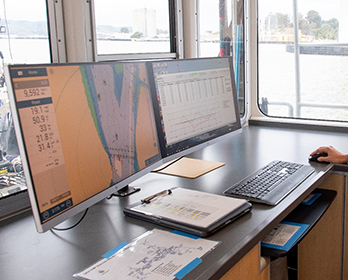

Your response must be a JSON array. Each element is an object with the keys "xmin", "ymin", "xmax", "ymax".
[
  {"xmin": 151, "ymin": 156, "xmax": 184, "ymax": 173},
  {"xmin": 50, "ymin": 208, "xmax": 89, "ymax": 232}
]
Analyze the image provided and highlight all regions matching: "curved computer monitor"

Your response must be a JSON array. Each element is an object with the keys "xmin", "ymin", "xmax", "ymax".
[
  {"xmin": 6, "ymin": 61, "xmax": 162, "ymax": 232},
  {"xmin": 147, "ymin": 57, "xmax": 242, "ymax": 163}
]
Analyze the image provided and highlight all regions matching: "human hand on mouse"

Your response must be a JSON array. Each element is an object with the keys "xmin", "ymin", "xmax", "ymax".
[{"xmin": 310, "ymin": 146, "xmax": 348, "ymax": 164}]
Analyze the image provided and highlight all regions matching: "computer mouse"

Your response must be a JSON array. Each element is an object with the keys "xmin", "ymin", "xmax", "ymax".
[{"xmin": 308, "ymin": 152, "xmax": 329, "ymax": 163}]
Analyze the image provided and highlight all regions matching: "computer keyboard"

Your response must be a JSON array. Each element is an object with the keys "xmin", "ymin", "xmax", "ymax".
[
  {"xmin": 224, "ymin": 160, "xmax": 314, "ymax": 205},
  {"xmin": 0, "ymin": 172, "xmax": 27, "ymax": 198},
  {"xmin": 0, "ymin": 172, "xmax": 26, "ymax": 187}
]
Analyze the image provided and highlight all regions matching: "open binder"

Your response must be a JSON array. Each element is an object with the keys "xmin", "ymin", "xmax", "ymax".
[{"xmin": 124, "ymin": 188, "xmax": 252, "ymax": 237}]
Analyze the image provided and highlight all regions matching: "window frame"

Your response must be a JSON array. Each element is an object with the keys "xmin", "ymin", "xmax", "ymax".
[
  {"xmin": 194, "ymin": 0, "xmax": 248, "ymax": 125},
  {"xmin": 91, "ymin": 0, "xmax": 182, "ymax": 62},
  {"xmin": 46, "ymin": 0, "xmax": 66, "ymax": 63},
  {"xmin": 253, "ymin": 0, "xmax": 348, "ymax": 128}
]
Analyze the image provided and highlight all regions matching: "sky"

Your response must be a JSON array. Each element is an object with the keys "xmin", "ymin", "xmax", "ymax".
[
  {"xmin": 0, "ymin": 0, "xmax": 170, "ymax": 25},
  {"xmin": 0, "ymin": 0, "xmax": 47, "ymax": 21},
  {"xmin": 0, "ymin": 0, "xmax": 342, "ymax": 31},
  {"xmin": 94, "ymin": 0, "xmax": 170, "ymax": 29},
  {"xmin": 259, "ymin": 0, "xmax": 340, "ymax": 21}
]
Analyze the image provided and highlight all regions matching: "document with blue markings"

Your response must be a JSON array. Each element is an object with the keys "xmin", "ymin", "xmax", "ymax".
[{"xmin": 74, "ymin": 229, "xmax": 219, "ymax": 280}]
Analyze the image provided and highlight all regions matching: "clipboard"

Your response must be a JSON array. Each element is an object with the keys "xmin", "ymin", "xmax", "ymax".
[{"xmin": 124, "ymin": 188, "xmax": 252, "ymax": 237}]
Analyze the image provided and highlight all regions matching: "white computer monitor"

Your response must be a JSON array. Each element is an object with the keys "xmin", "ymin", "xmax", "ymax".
[{"xmin": 6, "ymin": 61, "xmax": 162, "ymax": 232}]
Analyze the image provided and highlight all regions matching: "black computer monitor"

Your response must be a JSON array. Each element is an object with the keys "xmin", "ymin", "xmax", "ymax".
[
  {"xmin": 147, "ymin": 57, "xmax": 242, "ymax": 162},
  {"xmin": 6, "ymin": 61, "xmax": 162, "ymax": 232}
]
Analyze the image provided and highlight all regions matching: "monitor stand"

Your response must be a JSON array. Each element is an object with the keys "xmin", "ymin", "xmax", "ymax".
[
  {"xmin": 153, "ymin": 157, "xmax": 225, "ymax": 179},
  {"xmin": 112, "ymin": 185, "xmax": 141, "ymax": 197}
]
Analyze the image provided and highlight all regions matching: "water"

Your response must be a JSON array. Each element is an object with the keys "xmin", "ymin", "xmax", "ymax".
[
  {"xmin": 2, "ymin": 38, "xmax": 347, "ymax": 122},
  {"xmin": 0, "ymin": 38, "xmax": 51, "ymax": 64},
  {"xmin": 259, "ymin": 44, "xmax": 348, "ymax": 121},
  {"xmin": 97, "ymin": 40, "xmax": 222, "ymax": 57},
  {"xmin": 0, "ymin": 38, "xmax": 223, "ymax": 63}
]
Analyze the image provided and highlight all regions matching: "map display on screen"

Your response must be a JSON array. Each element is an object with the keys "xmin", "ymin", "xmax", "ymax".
[{"xmin": 9, "ymin": 62, "xmax": 161, "ymax": 222}]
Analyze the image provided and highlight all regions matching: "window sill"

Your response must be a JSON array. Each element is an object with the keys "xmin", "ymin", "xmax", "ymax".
[{"xmin": 248, "ymin": 116, "xmax": 348, "ymax": 134}]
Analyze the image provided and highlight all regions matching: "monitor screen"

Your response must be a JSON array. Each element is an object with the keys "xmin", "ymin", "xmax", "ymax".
[
  {"xmin": 6, "ymin": 61, "xmax": 162, "ymax": 232},
  {"xmin": 148, "ymin": 57, "xmax": 241, "ymax": 161}
]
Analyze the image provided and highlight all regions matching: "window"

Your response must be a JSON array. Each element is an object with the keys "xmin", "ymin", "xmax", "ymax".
[
  {"xmin": 0, "ymin": 0, "xmax": 50, "ymax": 64},
  {"xmin": 0, "ymin": 0, "xmax": 50, "ymax": 216},
  {"xmin": 258, "ymin": 0, "xmax": 348, "ymax": 122},
  {"xmin": 199, "ymin": 0, "xmax": 246, "ymax": 117},
  {"xmin": 0, "ymin": 0, "xmax": 50, "ymax": 204},
  {"xmin": 93, "ymin": 0, "xmax": 172, "ymax": 58}
]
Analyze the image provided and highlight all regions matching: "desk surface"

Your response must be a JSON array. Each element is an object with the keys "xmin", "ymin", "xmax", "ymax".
[{"xmin": 1, "ymin": 124, "xmax": 347, "ymax": 280}]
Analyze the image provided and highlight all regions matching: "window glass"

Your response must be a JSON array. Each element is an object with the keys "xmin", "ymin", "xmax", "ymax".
[
  {"xmin": 0, "ymin": 0, "xmax": 50, "ymax": 201},
  {"xmin": 199, "ymin": 0, "xmax": 245, "ymax": 116},
  {"xmin": 258, "ymin": 0, "xmax": 348, "ymax": 122},
  {"xmin": 0, "ymin": 0, "xmax": 50, "ymax": 64},
  {"xmin": 94, "ymin": 0, "xmax": 171, "ymax": 55}
]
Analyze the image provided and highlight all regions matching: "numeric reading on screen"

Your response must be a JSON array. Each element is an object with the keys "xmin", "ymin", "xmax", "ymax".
[
  {"xmin": 14, "ymin": 80, "xmax": 60, "ymax": 159},
  {"xmin": 13, "ymin": 78, "xmax": 71, "ymax": 218}
]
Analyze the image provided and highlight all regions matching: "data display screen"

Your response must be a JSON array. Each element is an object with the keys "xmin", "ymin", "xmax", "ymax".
[
  {"xmin": 149, "ymin": 57, "xmax": 241, "ymax": 158},
  {"xmin": 8, "ymin": 62, "xmax": 161, "ymax": 226}
]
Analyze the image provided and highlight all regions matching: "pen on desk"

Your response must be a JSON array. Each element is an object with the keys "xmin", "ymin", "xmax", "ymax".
[{"xmin": 141, "ymin": 189, "xmax": 172, "ymax": 204}]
